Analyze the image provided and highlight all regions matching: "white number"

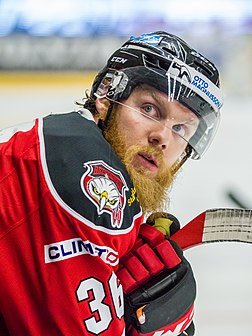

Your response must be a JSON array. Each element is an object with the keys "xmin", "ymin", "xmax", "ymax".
[
  {"xmin": 109, "ymin": 272, "xmax": 124, "ymax": 319},
  {"xmin": 76, "ymin": 273, "xmax": 124, "ymax": 334},
  {"xmin": 76, "ymin": 278, "xmax": 111, "ymax": 334}
]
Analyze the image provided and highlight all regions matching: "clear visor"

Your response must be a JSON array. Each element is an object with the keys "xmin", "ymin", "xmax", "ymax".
[
  {"xmin": 105, "ymin": 98, "xmax": 200, "ymax": 155},
  {"xmin": 95, "ymin": 60, "xmax": 223, "ymax": 159}
]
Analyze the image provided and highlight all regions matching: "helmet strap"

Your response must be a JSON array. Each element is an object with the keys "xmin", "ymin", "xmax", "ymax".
[{"xmin": 171, "ymin": 146, "xmax": 192, "ymax": 174}]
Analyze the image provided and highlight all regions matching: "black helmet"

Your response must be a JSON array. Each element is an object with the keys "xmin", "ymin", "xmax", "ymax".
[{"xmin": 91, "ymin": 31, "xmax": 223, "ymax": 159}]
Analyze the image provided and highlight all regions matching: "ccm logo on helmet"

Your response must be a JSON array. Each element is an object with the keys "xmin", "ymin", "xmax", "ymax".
[{"xmin": 111, "ymin": 56, "xmax": 128, "ymax": 64}]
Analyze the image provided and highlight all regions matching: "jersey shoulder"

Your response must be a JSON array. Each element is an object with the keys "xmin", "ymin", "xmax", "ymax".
[{"xmin": 41, "ymin": 112, "xmax": 142, "ymax": 234}]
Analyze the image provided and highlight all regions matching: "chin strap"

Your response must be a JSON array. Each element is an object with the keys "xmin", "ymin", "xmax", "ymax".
[{"xmin": 171, "ymin": 146, "xmax": 192, "ymax": 174}]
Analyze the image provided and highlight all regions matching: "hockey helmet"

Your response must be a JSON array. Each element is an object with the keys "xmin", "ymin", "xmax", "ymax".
[{"xmin": 92, "ymin": 31, "xmax": 224, "ymax": 159}]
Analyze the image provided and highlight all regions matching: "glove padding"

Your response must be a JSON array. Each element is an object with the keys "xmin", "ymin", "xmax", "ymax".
[{"xmin": 116, "ymin": 214, "xmax": 196, "ymax": 336}]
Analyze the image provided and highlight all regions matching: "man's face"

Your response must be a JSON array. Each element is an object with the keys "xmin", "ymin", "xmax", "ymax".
[{"xmin": 103, "ymin": 84, "xmax": 199, "ymax": 213}]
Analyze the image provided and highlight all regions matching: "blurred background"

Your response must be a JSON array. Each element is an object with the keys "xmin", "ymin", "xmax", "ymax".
[{"xmin": 1, "ymin": 0, "xmax": 252, "ymax": 334}]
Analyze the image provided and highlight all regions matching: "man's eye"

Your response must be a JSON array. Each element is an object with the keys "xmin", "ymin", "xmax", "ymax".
[
  {"xmin": 143, "ymin": 105, "xmax": 153, "ymax": 113},
  {"xmin": 172, "ymin": 124, "xmax": 186, "ymax": 138},
  {"xmin": 141, "ymin": 105, "xmax": 160, "ymax": 120},
  {"xmin": 143, "ymin": 104, "xmax": 157, "ymax": 114}
]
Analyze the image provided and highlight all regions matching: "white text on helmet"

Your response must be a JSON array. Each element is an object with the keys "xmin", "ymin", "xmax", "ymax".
[
  {"xmin": 192, "ymin": 75, "xmax": 222, "ymax": 109},
  {"xmin": 111, "ymin": 57, "xmax": 128, "ymax": 64}
]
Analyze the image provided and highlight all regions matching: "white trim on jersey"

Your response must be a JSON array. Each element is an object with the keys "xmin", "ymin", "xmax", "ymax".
[{"xmin": 0, "ymin": 121, "xmax": 35, "ymax": 143}]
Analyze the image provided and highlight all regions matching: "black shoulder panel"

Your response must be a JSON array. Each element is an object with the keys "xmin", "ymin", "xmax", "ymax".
[{"xmin": 42, "ymin": 112, "xmax": 141, "ymax": 231}]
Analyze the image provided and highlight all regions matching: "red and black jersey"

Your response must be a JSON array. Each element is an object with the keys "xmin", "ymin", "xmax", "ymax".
[{"xmin": 0, "ymin": 111, "xmax": 143, "ymax": 335}]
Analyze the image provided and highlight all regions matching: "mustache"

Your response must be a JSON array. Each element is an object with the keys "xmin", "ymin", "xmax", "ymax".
[
  {"xmin": 123, "ymin": 144, "xmax": 174, "ymax": 214},
  {"xmin": 139, "ymin": 145, "xmax": 164, "ymax": 166},
  {"xmin": 103, "ymin": 114, "xmax": 174, "ymax": 214},
  {"xmin": 122, "ymin": 144, "xmax": 167, "ymax": 172}
]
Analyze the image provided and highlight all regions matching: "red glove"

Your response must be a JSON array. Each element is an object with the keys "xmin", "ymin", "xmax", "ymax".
[{"xmin": 116, "ymin": 214, "xmax": 196, "ymax": 336}]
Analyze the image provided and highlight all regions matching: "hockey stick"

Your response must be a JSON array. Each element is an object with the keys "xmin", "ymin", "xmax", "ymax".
[{"xmin": 171, "ymin": 208, "xmax": 252, "ymax": 250}]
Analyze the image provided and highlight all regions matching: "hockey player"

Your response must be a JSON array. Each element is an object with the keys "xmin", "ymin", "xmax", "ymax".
[{"xmin": 0, "ymin": 31, "xmax": 223, "ymax": 335}]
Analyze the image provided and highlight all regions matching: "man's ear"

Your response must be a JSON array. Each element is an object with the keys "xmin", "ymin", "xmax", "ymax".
[{"xmin": 95, "ymin": 97, "xmax": 110, "ymax": 121}]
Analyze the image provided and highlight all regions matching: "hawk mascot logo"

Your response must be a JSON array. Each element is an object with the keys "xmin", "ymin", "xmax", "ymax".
[{"xmin": 80, "ymin": 161, "xmax": 129, "ymax": 228}]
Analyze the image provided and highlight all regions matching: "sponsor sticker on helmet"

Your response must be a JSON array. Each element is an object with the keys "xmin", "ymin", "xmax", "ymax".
[
  {"xmin": 129, "ymin": 33, "xmax": 162, "ymax": 46},
  {"xmin": 167, "ymin": 58, "xmax": 223, "ymax": 111}
]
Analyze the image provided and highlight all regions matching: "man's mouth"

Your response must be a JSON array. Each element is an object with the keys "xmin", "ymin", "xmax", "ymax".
[{"xmin": 137, "ymin": 152, "xmax": 158, "ymax": 172}]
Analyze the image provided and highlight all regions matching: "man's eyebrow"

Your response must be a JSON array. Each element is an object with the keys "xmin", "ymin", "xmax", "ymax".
[
  {"xmin": 139, "ymin": 87, "xmax": 166, "ymax": 106},
  {"xmin": 138, "ymin": 87, "xmax": 198, "ymax": 119}
]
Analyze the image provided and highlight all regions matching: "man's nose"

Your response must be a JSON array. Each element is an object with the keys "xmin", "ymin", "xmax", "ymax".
[{"xmin": 148, "ymin": 122, "xmax": 173, "ymax": 150}]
